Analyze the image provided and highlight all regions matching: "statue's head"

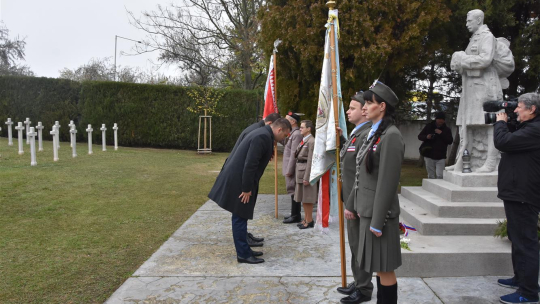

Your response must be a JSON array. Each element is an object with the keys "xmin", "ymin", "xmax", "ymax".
[{"xmin": 466, "ymin": 9, "xmax": 484, "ymax": 33}]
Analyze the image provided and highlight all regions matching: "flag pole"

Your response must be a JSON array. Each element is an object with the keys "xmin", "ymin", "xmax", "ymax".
[
  {"xmin": 273, "ymin": 39, "xmax": 281, "ymax": 219},
  {"xmin": 326, "ymin": 0, "xmax": 347, "ymax": 288}
]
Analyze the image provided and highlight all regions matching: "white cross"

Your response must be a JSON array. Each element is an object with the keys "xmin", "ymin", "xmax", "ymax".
[
  {"xmin": 113, "ymin": 123, "xmax": 118, "ymax": 151},
  {"xmin": 36, "ymin": 122, "xmax": 44, "ymax": 152},
  {"xmin": 100, "ymin": 124, "xmax": 107, "ymax": 152},
  {"xmin": 5, "ymin": 118, "xmax": 13, "ymax": 146},
  {"xmin": 24, "ymin": 118, "xmax": 31, "ymax": 145},
  {"xmin": 86, "ymin": 124, "xmax": 93, "ymax": 155},
  {"xmin": 28, "ymin": 127, "xmax": 37, "ymax": 166},
  {"xmin": 50, "ymin": 125, "xmax": 59, "ymax": 162},
  {"xmin": 68, "ymin": 120, "xmax": 75, "ymax": 148},
  {"xmin": 70, "ymin": 125, "xmax": 77, "ymax": 158},
  {"xmin": 54, "ymin": 121, "xmax": 61, "ymax": 149},
  {"xmin": 15, "ymin": 122, "xmax": 25, "ymax": 155}
]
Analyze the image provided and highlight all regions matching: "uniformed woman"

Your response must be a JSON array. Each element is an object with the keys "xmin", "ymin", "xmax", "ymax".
[
  {"xmin": 353, "ymin": 81, "xmax": 404, "ymax": 304},
  {"xmin": 294, "ymin": 120, "xmax": 318, "ymax": 229}
]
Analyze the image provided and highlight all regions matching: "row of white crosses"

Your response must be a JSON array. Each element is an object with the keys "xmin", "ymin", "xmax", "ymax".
[{"xmin": 4, "ymin": 118, "xmax": 119, "ymax": 166}]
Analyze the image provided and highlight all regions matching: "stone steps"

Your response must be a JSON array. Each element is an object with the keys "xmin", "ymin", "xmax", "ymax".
[
  {"xmin": 398, "ymin": 170, "xmax": 511, "ymax": 277},
  {"xmin": 401, "ymin": 187, "xmax": 505, "ymax": 218},
  {"xmin": 400, "ymin": 195, "xmax": 504, "ymax": 235},
  {"xmin": 422, "ymin": 179, "xmax": 500, "ymax": 202},
  {"xmin": 397, "ymin": 234, "xmax": 512, "ymax": 277}
]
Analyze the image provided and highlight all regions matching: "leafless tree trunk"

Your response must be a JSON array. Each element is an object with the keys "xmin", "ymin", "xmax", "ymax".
[{"xmin": 127, "ymin": 0, "xmax": 264, "ymax": 89}]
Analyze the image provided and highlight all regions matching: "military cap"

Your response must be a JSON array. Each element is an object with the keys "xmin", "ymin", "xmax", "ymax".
[
  {"xmin": 287, "ymin": 111, "xmax": 301, "ymax": 122},
  {"xmin": 351, "ymin": 91, "xmax": 366, "ymax": 105},
  {"xmin": 368, "ymin": 80, "xmax": 399, "ymax": 107}
]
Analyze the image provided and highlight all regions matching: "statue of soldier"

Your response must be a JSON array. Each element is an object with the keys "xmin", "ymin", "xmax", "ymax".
[{"xmin": 448, "ymin": 9, "xmax": 514, "ymax": 172}]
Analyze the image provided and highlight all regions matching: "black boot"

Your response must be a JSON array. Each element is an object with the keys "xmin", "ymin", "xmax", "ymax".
[
  {"xmin": 283, "ymin": 196, "xmax": 301, "ymax": 223},
  {"xmin": 376, "ymin": 276, "xmax": 382, "ymax": 303},
  {"xmin": 380, "ymin": 282, "xmax": 397, "ymax": 304},
  {"xmin": 340, "ymin": 288, "xmax": 371, "ymax": 304}
]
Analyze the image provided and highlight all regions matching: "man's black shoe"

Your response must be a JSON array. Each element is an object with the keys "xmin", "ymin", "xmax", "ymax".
[
  {"xmin": 247, "ymin": 238, "xmax": 264, "ymax": 247},
  {"xmin": 337, "ymin": 282, "xmax": 356, "ymax": 295},
  {"xmin": 340, "ymin": 289, "xmax": 371, "ymax": 304},
  {"xmin": 283, "ymin": 215, "xmax": 301, "ymax": 224},
  {"xmin": 237, "ymin": 256, "xmax": 265, "ymax": 264},
  {"xmin": 248, "ymin": 232, "xmax": 264, "ymax": 242},
  {"xmin": 251, "ymin": 251, "xmax": 263, "ymax": 257}
]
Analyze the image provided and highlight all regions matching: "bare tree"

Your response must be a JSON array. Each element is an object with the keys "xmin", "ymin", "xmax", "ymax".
[
  {"xmin": 127, "ymin": 0, "xmax": 265, "ymax": 89},
  {"xmin": 0, "ymin": 22, "xmax": 34, "ymax": 76}
]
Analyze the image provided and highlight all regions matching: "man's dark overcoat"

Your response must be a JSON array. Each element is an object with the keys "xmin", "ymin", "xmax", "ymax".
[
  {"xmin": 209, "ymin": 125, "xmax": 274, "ymax": 219},
  {"xmin": 230, "ymin": 120, "xmax": 265, "ymax": 156}
]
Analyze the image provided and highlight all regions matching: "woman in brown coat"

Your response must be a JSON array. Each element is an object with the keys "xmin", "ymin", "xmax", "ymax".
[{"xmin": 294, "ymin": 120, "xmax": 318, "ymax": 229}]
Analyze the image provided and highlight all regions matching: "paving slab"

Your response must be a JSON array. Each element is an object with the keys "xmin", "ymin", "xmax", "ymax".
[
  {"xmin": 106, "ymin": 195, "xmax": 522, "ymax": 303},
  {"xmin": 424, "ymin": 276, "xmax": 520, "ymax": 304}
]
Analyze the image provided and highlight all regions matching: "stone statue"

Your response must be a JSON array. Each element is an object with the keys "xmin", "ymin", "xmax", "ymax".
[{"xmin": 448, "ymin": 9, "xmax": 514, "ymax": 173}]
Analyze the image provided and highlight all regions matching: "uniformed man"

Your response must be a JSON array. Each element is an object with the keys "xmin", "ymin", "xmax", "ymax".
[
  {"xmin": 282, "ymin": 112, "xmax": 303, "ymax": 223},
  {"xmin": 208, "ymin": 118, "xmax": 291, "ymax": 264},
  {"xmin": 336, "ymin": 92, "xmax": 373, "ymax": 304}
]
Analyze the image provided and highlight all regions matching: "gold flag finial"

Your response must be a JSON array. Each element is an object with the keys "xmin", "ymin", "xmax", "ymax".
[{"xmin": 326, "ymin": 0, "xmax": 336, "ymax": 10}]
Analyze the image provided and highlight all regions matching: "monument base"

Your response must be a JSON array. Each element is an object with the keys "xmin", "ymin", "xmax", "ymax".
[{"xmin": 399, "ymin": 169, "xmax": 511, "ymax": 277}]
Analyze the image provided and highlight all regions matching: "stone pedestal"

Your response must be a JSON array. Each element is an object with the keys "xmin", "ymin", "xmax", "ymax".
[
  {"xmin": 398, "ymin": 170, "xmax": 512, "ymax": 277},
  {"xmin": 36, "ymin": 122, "xmax": 44, "ymax": 152},
  {"xmin": 15, "ymin": 122, "xmax": 24, "ymax": 155},
  {"xmin": 28, "ymin": 127, "xmax": 37, "ymax": 166},
  {"xmin": 5, "ymin": 118, "xmax": 13, "ymax": 146},
  {"xmin": 86, "ymin": 124, "xmax": 93, "ymax": 155},
  {"xmin": 100, "ymin": 124, "xmax": 107, "ymax": 152}
]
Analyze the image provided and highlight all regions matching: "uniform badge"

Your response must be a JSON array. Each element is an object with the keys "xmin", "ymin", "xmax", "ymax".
[
  {"xmin": 351, "ymin": 137, "xmax": 356, "ymax": 144},
  {"xmin": 372, "ymin": 138, "xmax": 381, "ymax": 151},
  {"xmin": 347, "ymin": 146, "xmax": 355, "ymax": 152}
]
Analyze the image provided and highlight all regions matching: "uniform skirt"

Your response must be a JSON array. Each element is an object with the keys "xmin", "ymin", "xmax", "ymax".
[
  {"xmin": 357, "ymin": 217, "xmax": 402, "ymax": 273},
  {"xmin": 294, "ymin": 182, "xmax": 318, "ymax": 203}
]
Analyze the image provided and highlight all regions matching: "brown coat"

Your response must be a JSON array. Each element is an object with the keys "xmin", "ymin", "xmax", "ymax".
[
  {"xmin": 294, "ymin": 135, "xmax": 318, "ymax": 203},
  {"xmin": 282, "ymin": 127, "xmax": 302, "ymax": 194}
]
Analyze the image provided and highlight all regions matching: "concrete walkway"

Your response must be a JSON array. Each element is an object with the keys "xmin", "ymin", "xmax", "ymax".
[{"xmin": 106, "ymin": 195, "xmax": 520, "ymax": 303}]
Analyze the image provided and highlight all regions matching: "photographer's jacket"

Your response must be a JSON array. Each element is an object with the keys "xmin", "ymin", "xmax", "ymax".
[
  {"xmin": 418, "ymin": 121, "xmax": 453, "ymax": 160},
  {"xmin": 494, "ymin": 116, "xmax": 540, "ymax": 207}
]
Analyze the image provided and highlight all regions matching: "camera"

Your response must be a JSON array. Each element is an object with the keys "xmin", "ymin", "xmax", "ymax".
[{"xmin": 482, "ymin": 98, "xmax": 518, "ymax": 126}]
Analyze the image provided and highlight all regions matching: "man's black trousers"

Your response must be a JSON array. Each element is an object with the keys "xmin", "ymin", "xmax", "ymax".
[{"xmin": 504, "ymin": 200, "xmax": 540, "ymax": 300}]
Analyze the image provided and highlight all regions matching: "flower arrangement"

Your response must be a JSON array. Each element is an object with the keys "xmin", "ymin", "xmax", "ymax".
[{"xmin": 399, "ymin": 222, "xmax": 416, "ymax": 251}]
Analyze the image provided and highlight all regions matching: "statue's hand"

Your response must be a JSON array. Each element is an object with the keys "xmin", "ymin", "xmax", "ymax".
[{"xmin": 451, "ymin": 52, "xmax": 464, "ymax": 73}]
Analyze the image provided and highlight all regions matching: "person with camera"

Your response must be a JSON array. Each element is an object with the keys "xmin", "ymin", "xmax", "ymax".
[
  {"xmin": 418, "ymin": 112, "xmax": 453, "ymax": 179},
  {"xmin": 493, "ymin": 93, "xmax": 540, "ymax": 304}
]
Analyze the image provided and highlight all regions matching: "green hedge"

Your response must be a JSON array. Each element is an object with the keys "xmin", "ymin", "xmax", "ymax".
[
  {"xmin": 0, "ymin": 76, "xmax": 80, "ymax": 142},
  {"xmin": 0, "ymin": 76, "xmax": 261, "ymax": 152}
]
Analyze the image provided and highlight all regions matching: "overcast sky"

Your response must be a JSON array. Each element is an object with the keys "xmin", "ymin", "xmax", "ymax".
[{"xmin": 1, "ymin": 0, "xmax": 177, "ymax": 78}]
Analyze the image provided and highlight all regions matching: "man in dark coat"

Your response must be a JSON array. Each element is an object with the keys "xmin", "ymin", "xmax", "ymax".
[
  {"xmin": 493, "ymin": 93, "xmax": 540, "ymax": 304},
  {"xmin": 337, "ymin": 92, "xmax": 373, "ymax": 304},
  {"xmin": 226, "ymin": 112, "xmax": 280, "ymax": 246},
  {"xmin": 229, "ymin": 113, "xmax": 281, "ymax": 158},
  {"xmin": 418, "ymin": 112, "xmax": 453, "ymax": 179},
  {"xmin": 209, "ymin": 118, "xmax": 291, "ymax": 264}
]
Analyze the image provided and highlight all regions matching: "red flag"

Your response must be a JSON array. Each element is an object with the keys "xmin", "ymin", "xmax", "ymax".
[{"xmin": 262, "ymin": 55, "xmax": 278, "ymax": 118}]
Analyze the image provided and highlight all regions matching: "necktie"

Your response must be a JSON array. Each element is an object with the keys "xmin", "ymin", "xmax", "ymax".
[{"xmin": 368, "ymin": 129, "xmax": 375, "ymax": 140}]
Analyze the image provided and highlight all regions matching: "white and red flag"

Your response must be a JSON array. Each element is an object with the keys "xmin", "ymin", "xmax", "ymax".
[
  {"xmin": 309, "ymin": 10, "xmax": 347, "ymax": 233},
  {"xmin": 262, "ymin": 55, "xmax": 278, "ymax": 118}
]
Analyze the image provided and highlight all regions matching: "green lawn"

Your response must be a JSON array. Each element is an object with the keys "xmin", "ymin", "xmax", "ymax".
[{"xmin": 0, "ymin": 136, "xmax": 425, "ymax": 303}]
